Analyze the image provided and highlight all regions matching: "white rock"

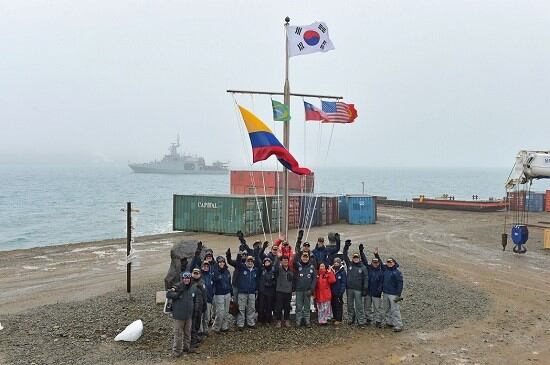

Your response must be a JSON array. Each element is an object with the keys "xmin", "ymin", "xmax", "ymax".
[
  {"xmin": 0, "ymin": 322, "xmax": 3, "ymax": 330},
  {"xmin": 114, "ymin": 320, "xmax": 143, "ymax": 342}
]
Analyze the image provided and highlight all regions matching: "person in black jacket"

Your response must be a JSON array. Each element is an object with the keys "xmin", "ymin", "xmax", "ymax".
[
  {"xmin": 257, "ymin": 256, "xmax": 277, "ymax": 324},
  {"xmin": 190, "ymin": 268, "xmax": 207, "ymax": 351},
  {"xmin": 343, "ymin": 240, "xmax": 368, "ymax": 326},
  {"xmin": 166, "ymin": 272, "xmax": 195, "ymax": 357},
  {"xmin": 360, "ymin": 245, "xmax": 384, "ymax": 326}
]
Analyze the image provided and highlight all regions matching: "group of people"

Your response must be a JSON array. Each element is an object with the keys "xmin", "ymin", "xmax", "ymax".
[{"xmin": 166, "ymin": 230, "xmax": 404, "ymax": 357}]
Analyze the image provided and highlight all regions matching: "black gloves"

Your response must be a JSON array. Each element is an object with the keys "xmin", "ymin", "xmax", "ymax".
[
  {"xmin": 195, "ymin": 241, "xmax": 203, "ymax": 256},
  {"xmin": 359, "ymin": 243, "xmax": 364, "ymax": 252},
  {"xmin": 334, "ymin": 232, "xmax": 340, "ymax": 242},
  {"xmin": 298, "ymin": 229, "xmax": 304, "ymax": 240},
  {"xmin": 226, "ymin": 248, "xmax": 231, "ymax": 256},
  {"xmin": 344, "ymin": 239, "xmax": 352, "ymax": 248},
  {"xmin": 180, "ymin": 257, "xmax": 188, "ymax": 272},
  {"xmin": 262, "ymin": 241, "xmax": 269, "ymax": 249},
  {"xmin": 236, "ymin": 230, "xmax": 245, "ymax": 244}
]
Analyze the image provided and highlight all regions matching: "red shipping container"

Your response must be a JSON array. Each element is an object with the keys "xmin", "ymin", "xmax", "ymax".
[
  {"xmin": 230, "ymin": 170, "xmax": 314, "ymax": 195},
  {"xmin": 546, "ymin": 190, "xmax": 550, "ymax": 212},
  {"xmin": 507, "ymin": 191, "xmax": 526, "ymax": 211}
]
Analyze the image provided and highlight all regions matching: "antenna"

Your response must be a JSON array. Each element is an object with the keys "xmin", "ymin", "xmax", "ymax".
[{"xmin": 176, "ymin": 134, "xmax": 180, "ymax": 148}]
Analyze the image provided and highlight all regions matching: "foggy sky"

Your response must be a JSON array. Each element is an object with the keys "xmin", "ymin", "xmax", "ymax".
[{"xmin": 1, "ymin": 0, "xmax": 549, "ymax": 168}]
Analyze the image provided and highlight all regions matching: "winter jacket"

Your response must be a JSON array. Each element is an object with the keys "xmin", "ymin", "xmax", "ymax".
[
  {"xmin": 343, "ymin": 246, "xmax": 368, "ymax": 291},
  {"xmin": 315, "ymin": 269, "xmax": 336, "ymax": 302},
  {"xmin": 201, "ymin": 269, "xmax": 214, "ymax": 303},
  {"xmin": 274, "ymin": 239, "xmax": 294, "ymax": 267},
  {"xmin": 382, "ymin": 260, "xmax": 403, "ymax": 296},
  {"xmin": 293, "ymin": 260, "xmax": 317, "ymax": 292},
  {"xmin": 226, "ymin": 251, "xmax": 245, "ymax": 288},
  {"xmin": 312, "ymin": 240, "xmax": 341, "ymax": 267},
  {"xmin": 330, "ymin": 266, "xmax": 347, "ymax": 297},
  {"xmin": 191, "ymin": 279, "xmax": 208, "ymax": 315},
  {"xmin": 166, "ymin": 283, "xmax": 194, "ymax": 321},
  {"xmin": 258, "ymin": 265, "xmax": 277, "ymax": 296},
  {"xmin": 360, "ymin": 251, "xmax": 383, "ymax": 298},
  {"xmin": 235, "ymin": 260, "xmax": 259, "ymax": 294},
  {"xmin": 275, "ymin": 264, "xmax": 294, "ymax": 293},
  {"xmin": 212, "ymin": 265, "xmax": 232, "ymax": 296}
]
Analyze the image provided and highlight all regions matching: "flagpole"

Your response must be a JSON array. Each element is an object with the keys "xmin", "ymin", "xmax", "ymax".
[{"xmin": 283, "ymin": 16, "xmax": 290, "ymax": 241}]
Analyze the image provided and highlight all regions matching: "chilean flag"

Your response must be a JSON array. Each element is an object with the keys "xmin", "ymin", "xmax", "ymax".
[
  {"xmin": 304, "ymin": 101, "xmax": 329, "ymax": 122},
  {"xmin": 238, "ymin": 105, "xmax": 312, "ymax": 175}
]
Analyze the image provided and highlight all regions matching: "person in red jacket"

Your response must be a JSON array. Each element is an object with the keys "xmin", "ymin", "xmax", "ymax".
[
  {"xmin": 314, "ymin": 262, "xmax": 336, "ymax": 325},
  {"xmin": 274, "ymin": 238, "xmax": 294, "ymax": 269}
]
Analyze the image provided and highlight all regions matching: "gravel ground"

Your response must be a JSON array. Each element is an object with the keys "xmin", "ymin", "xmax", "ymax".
[{"xmin": 0, "ymin": 259, "xmax": 490, "ymax": 365}]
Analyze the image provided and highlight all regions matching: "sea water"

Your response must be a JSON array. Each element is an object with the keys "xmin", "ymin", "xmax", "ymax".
[{"xmin": 1, "ymin": 164, "xmax": 547, "ymax": 251}]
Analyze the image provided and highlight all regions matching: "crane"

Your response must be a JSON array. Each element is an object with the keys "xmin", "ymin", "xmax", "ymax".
[{"xmin": 504, "ymin": 150, "xmax": 550, "ymax": 253}]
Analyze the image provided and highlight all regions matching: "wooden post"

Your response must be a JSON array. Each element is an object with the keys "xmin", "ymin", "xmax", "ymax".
[{"xmin": 127, "ymin": 201, "xmax": 132, "ymax": 294}]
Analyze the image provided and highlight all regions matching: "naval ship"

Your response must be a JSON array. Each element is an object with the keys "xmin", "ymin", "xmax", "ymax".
[{"xmin": 128, "ymin": 136, "xmax": 229, "ymax": 174}]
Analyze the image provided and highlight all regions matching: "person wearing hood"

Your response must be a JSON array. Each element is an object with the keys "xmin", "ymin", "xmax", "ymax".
[
  {"xmin": 257, "ymin": 256, "xmax": 277, "ymax": 324},
  {"xmin": 359, "ymin": 245, "xmax": 384, "ymax": 326},
  {"xmin": 330, "ymin": 257, "xmax": 347, "ymax": 325},
  {"xmin": 314, "ymin": 262, "xmax": 336, "ymax": 325},
  {"xmin": 293, "ymin": 251, "xmax": 317, "ymax": 327},
  {"xmin": 343, "ymin": 240, "xmax": 368, "ymax": 326},
  {"xmin": 199, "ymin": 260, "xmax": 214, "ymax": 336},
  {"xmin": 380, "ymin": 256, "xmax": 404, "ymax": 332},
  {"xmin": 312, "ymin": 233, "xmax": 342, "ymax": 268},
  {"xmin": 166, "ymin": 271, "xmax": 195, "ymax": 356},
  {"xmin": 211, "ymin": 255, "xmax": 232, "ymax": 333},
  {"xmin": 235, "ymin": 253, "xmax": 260, "ymax": 329},
  {"xmin": 274, "ymin": 255, "xmax": 294, "ymax": 328},
  {"xmin": 190, "ymin": 268, "xmax": 207, "ymax": 351}
]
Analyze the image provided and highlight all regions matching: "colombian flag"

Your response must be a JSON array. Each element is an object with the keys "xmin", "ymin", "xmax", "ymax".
[{"xmin": 238, "ymin": 105, "xmax": 311, "ymax": 175}]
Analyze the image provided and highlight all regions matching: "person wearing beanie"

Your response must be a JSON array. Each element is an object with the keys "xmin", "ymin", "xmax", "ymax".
[
  {"xmin": 330, "ymin": 257, "xmax": 347, "ymax": 325},
  {"xmin": 343, "ymin": 240, "xmax": 368, "ymax": 326},
  {"xmin": 166, "ymin": 271, "xmax": 195, "ymax": 356},
  {"xmin": 314, "ymin": 262, "xmax": 336, "ymax": 325},
  {"xmin": 293, "ymin": 251, "xmax": 317, "ymax": 327},
  {"xmin": 257, "ymin": 256, "xmax": 277, "ymax": 324},
  {"xmin": 359, "ymin": 245, "xmax": 384, "ymax": 327},
  {"xmin": 235, "ymin": 253, "xmax": 260, "ymax": 329},
  {"xmin": 211, "ymin": 255, "xmax": 232, "ymax": 333},
  {"xmin": 199, "ymin": 260, "xmax": 214, "ymax": 335},
  {"xmin": 273, "ymin": 255, "xmax": 294, "ymax": 328},
  {"xmin": 190, "ymin": 268, "xmax": 207, "ymax": 351}
]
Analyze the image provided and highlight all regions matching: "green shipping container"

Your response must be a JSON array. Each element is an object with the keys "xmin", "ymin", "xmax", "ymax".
[{"xmin": 173, "ymin": 194, "xmax": 271, "ymax": 236}]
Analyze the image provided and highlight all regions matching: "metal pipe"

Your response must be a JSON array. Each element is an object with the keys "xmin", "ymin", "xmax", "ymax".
[{"xmin": 226, "ymin": 89, "xmax": 343, "ymax": 100}]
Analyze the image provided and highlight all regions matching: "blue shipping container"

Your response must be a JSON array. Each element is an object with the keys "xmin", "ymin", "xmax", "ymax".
[
  {"xmin": 347, "ymin": 195, "xmax": 376, "ymax": 225},
  {"xmin": 526, "ymin": 192, "xmax": 545, "ymax": 212},
  {"xmin": 338, "ymin": 195, "xmax": 348, "ymax": 221}
]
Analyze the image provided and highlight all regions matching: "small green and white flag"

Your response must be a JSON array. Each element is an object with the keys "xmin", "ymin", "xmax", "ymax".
[{"xmin": 271, "ymin": 99, "xmax": 290, "ymax": 122}]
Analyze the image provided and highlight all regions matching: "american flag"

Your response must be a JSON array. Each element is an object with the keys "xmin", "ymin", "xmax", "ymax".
[{"xmin": 321, "ymin": 101, "xmax": 357, "ymax": 123}]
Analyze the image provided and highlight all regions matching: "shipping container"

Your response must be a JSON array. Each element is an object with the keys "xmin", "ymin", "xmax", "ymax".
[
  {"xmin": 525, "ymin": 192, "xmax": 545, "ymax": 212},
  {"xmin": 173, "ymin": 194, "xmax": 269, "ymax": 235},
  {"xmin": 230, "ymin": 170, "xmax": 314, "ymax": 195},
  {"xmin": 338, "ymin": 195, "xmax": 348, "ymax": 222},
  {"xmin": 507, "ymin": 191, "xmax": 526, "ymax": 211},
  {"xmin": 546, "ymin": 190, "xmax": 550, "ymax": 212},
  {"xmin": 347, "ymin": 195, "xmax": 377, "ymax": 225}
]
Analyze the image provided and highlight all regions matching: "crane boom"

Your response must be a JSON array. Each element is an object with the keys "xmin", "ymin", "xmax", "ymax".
[{"xmin": 505, "ymin": 150, "xmax": 550, "ymax": 191}]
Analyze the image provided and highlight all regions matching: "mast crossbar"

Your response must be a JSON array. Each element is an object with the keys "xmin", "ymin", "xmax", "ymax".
[{"xmin": 226, "ymin": 89, "xmax": 343, "ymax": 100}]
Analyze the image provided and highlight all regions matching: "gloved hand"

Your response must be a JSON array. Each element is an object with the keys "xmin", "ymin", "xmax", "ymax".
[
  {"xmin": 334, "ymin": 232, "xmax": 340, "ymax": 242},
  {"xmin": 298, "ymin": 229, "xmax": 304, "ymax": 240},
  {"xmin": 253, "ymin": 240, "xmax": 261, "ymax": 249},
  {"xmin": 236, "ymin": 230, "xmax": 245, "ymax": 244},
  {"xmin": 262, "ymin": 241, "xmax": 269, "ymax": 249},
  {"xmin": 344, "ymin": 239, "xmax": 352, "ymax": 248},
  {"xmin": 226, "ymin": 248, "xmax": 231, "ymax": 256},
  {"xmin": 180, "ymin": 257, "xmax": 188, "ymax": 271},
  {"xmin": 359, "ymin": 243, "xmax": 364, "ymax": 252},
  {"xmin": 394, "ymin": 296, "xmax": 403, "ymax": 303},
  {"xmin": 195, "ymin": 241, "xmax": 203, "ymax": 256},
  {"xmin": 361, "ymin": 289, "xmax": 368, "ymax": 297}
]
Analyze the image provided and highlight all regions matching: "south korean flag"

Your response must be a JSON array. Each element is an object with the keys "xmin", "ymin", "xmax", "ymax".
[{"xmin": 287, "ymin": 21, "xmax": 335, "ymax": 58}]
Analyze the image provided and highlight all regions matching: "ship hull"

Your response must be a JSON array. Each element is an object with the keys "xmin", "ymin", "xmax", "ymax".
[
  {"xmin": 411, "ymin": 198, "xmax": 507, "ymax": 212},
  {"xmin": 128, "ymin": 164, "xmax": 228, "ymax": 175}
]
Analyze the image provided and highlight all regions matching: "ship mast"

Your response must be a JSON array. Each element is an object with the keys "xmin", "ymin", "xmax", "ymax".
[{"xmin": 227, "ymin": 17, "xmax": 343, "ymax": 240}]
